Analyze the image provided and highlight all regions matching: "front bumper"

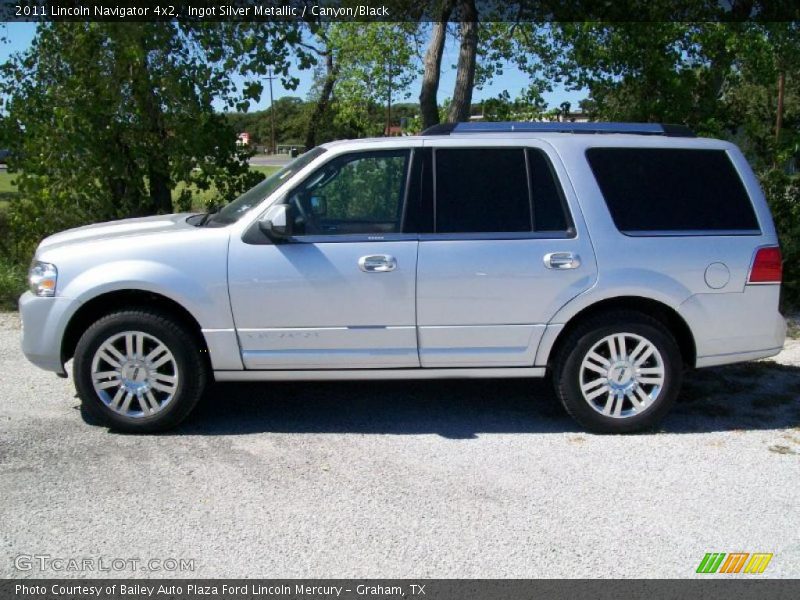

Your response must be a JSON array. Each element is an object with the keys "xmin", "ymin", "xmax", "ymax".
[{"xmin": 19, "ymin": 291, "xmax": 76, "ymax": 374}]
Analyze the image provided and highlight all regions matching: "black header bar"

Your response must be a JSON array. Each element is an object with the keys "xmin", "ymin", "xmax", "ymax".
[
  {"xmin": 2, "ymin": 0, "xmax": 800, "ymax": 23},
  {"xmin": 3, "ymin": 579, "xmax": 800, "ymax": 600}
]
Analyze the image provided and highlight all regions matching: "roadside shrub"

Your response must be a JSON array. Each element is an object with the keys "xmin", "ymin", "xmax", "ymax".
[
  {"xmin": 5, "ymin": 191, "xmax": 99, "ymax": 267},
  {"xmin": 760, "ymin": 169, "xmax": 800, "ymax": 310},
  {"xmin": 0, "ymin": 255, "xmax": 26, "ymax": 310},
  {"xmin": 0, "ymin": 189, "xmax": 104, "ymax": 311}
]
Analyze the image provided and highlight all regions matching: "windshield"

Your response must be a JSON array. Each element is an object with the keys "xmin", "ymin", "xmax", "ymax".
[{"xmin": 206, "ymin": 147, "xmax": 327, "ymax": 226}]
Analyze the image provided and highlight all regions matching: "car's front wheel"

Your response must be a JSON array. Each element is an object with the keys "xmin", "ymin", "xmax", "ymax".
[
  {"xmin": 73, "ymin": 309, "xmax": 208, "ymax": 433},
  {"xmin": 553, "ymin": 311, "xmax": 683, "ymax": 433}
]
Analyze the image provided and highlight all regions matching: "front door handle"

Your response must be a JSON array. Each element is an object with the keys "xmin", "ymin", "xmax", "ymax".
[
  {"xmin": 358, "ymin": 254, "xmax": 397, "ymax": 273},
  {"xmin": 543, "ymin": 252, "xmax": 581, "ymax": 270}
]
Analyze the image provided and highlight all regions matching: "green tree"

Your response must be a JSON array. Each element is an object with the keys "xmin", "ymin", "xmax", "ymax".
[
  {"xmin": 300, "ymin": 23, "xmax": 340, "ymax": 149},
  {"xmin": 328, "ymin": 22, "xmax": 419, "ymax": 136},
  {"xmin": 419, "ymin": 0, "xmax": 456, "ymax": 130},
  {"xmin": 547, "ymin": 20, "xmax": 800, "ymax": 305},
  {"xmin": 0, "ymin": 22, "xmax": 297, "ymax": 261}
]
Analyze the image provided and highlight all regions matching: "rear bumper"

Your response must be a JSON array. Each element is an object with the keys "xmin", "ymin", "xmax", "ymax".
[
  {"xmin": 695, "ymin": 346, "xmax": 784, "ymax": 368},
  {"xmin": 19, "ymin": 292, "xmax": 75, "ymax": 375},
  {"xmin": 680, "ymin": 286, "xmax": 786, "ymax": 368}
]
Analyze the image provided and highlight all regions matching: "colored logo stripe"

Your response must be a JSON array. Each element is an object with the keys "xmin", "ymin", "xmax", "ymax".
[
  {"xmin": 744, "ymin": 553, "xmax": 773, "ymax": 574},
  {"xmin": 719, "ymin": 553, "xmax": 749, "ymax": 573},
  {"xmin": 697, "ymin": 553, "xmax": 726, "ymax": 573},
  {"xmin": 697, "ymin": 552, "xmax": 773, "ymax": 574}
]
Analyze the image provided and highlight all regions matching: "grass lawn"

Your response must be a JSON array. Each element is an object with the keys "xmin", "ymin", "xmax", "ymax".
[
  {"xmin": 251, "ymin": 166, "xmax": 280, "ymax": 177},
  {"xmin": 0, "ymin": 169, "xmax": 16, "ymax": 193},
  {"xmin": 0, "ymin": 170, "xmax": 17, "ymax": 212}
]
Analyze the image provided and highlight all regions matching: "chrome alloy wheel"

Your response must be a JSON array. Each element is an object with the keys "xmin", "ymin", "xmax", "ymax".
[
  {"xmin": 578, "ymin": 332, "xmax": 665, "ymax": 419},
  {"xmin": 90, "ymin": 331, "xmax": 179, "ymax": 418}
]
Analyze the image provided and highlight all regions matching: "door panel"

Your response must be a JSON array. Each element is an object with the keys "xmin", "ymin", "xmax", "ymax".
[
  {"xmin": 416, "ymin": 238, "xmax": 595, "ymax": 367},
  {"xmin": 228, "ymin": 146, "xmax": 419, "ymax": 370},
  {"xmin": 415, "ymin": 143, "xmax": 596, "ymax": 368},
  {"xmin": 418, "ymin": 324, "xmax": 545, "ymax": 367},
  {"xmin": 228, "ymin": 240, "xmax": 419, "ymax": 370}
]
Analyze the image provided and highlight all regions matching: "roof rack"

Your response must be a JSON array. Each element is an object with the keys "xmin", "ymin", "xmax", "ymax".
[{"xmin": 421, "ymin": 122, "xmax": 695, "ymax": 137}]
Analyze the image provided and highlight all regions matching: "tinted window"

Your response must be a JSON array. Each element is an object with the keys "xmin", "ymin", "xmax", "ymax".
[
  {"xmin": 402, "ymin": 149, "xmax": 434, "ymax": 234},
  {"xmin": 586, "ymin": 148, "xmax": 758, "ymax": 232},
  {"xmin": 435, "ymin": 148, "xmax": 531, "ymax": 233},
  {"xmin": 287, "ymin": 150, "xmax": 409, "ymax": 235},
  {"xmin": 528, "ymin": 149, "xmax": 571, "ymax": 232}
]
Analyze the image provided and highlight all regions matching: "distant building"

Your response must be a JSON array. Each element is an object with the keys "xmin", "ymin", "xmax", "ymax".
[
  {"xmin": 552, "ymin": 110, "xmax": 589, "ymax": 123},
  {"xmin": 237, "ymin": 132, "xmax": 251, "ymax": 146},
  {"xmin": 467, "ymin": 109, "xmax": 589, "ymax": 123}
]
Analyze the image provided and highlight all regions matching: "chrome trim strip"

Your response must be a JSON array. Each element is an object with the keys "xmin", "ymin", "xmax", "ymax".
[
  {"xmin": 282, "ymin": 231, "xmax": 576, "ymax": 243},
  {"xmin": 419, "ymin": 346, "xmax": 528, "ymax": 355},
  {"xmin": 285, "ymin": 233, "xmax": 418, "ymax": 243},
  {"xmin": 417, "ymin": 231, "xmax": 575, "ymax": 241},
  {"xmin": 620, "ymin": 229, "xmax": 762, "ymax": 237},
  {"xmin": 242, "ymin": 348, "xmax": 416, "ymax": 357},
  {"xmin": 214, "ymin": 367, "xmax": 546, "ymax": 381},
  {"xmin": 236, "ymin": 326, "xmax": 414, "ymax": 333}
]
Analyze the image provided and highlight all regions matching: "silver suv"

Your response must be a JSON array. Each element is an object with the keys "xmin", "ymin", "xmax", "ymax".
[{"xmin": 20, "ymin": 122, "xmax": 786, "ymax": 433}]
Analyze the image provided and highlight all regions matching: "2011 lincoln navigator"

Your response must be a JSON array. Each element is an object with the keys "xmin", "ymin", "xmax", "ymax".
[{"xmin": 20, "ymin": 122, "xmax": 786, "ymax": 433}]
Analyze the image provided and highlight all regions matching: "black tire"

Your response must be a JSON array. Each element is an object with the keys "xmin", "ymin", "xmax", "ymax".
[
  {"xmin": 73, "ymin": 309, "xmax": 208, "ymax": 433},
  {"xmin": 552, "ymin": 310, "xmax": 682, "ymax": 434}
]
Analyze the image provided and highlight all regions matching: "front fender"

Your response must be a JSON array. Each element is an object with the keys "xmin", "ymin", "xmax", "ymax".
[{"xmin": 59, "ymin": 259, "xmax": 234, "ymax": 330}]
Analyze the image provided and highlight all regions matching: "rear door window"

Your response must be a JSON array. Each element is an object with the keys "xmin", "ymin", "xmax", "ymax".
[
  {"xmin": 586, "ymin": 148, "xmax": 759, "ymax": 233},
  {"xmin": 435, "ymin": 148, "xmax": 531, "ymax": 233},
  {"xmin": 527, "ymin": 148, "xmax": 572, "ymax": 232},
  {"xmin": 433, "ymin": 147, "xmax": 572, "ymax": 235}
]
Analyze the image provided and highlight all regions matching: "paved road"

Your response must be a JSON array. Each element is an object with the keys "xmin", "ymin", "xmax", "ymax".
[
  {"xmin": 1, "ymin": 313, "xmax": 798, "ymax": 578},
  {"xmin": 249, "ymin": 154, "xmax": 291, "ymax": 167}
]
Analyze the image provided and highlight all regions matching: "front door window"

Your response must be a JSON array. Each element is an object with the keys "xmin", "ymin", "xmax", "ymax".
[{"xmin": 286, "ymin": 150, "xmax": 410, "ymax": 236}]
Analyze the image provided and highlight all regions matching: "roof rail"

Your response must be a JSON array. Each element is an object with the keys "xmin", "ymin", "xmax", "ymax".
[{"xmin": 421, "ymin": 121, "xmax": 695, "ymax": 137}]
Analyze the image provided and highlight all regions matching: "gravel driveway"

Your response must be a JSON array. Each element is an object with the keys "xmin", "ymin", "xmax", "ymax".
[{"xmin": 1, "ymin": 312, "xmax": 798, "ymax": 578}]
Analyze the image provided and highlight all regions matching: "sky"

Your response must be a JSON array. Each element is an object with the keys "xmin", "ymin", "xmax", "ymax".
[{"xmin": 0, "ymin": 22, "xmax": 585, "ymax": 113}]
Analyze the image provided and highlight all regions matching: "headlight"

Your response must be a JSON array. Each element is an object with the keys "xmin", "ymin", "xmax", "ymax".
[{"xmin": 28, "ymin": 261, "xmax": 58, "ymax": 297}]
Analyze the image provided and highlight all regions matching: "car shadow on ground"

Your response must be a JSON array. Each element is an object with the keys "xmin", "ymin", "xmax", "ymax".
[{"xmin": 138, "ymin": 360, "xmax": 800, "ymax": 439}]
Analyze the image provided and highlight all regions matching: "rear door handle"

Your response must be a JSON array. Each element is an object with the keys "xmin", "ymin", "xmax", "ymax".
[
  {"xmin": 358, "ymin": 254, "xmax": 397, "ymax": 273},
  {"xmin": 543, "ymin": 252, "xmax": 581, "ymax": 270}
]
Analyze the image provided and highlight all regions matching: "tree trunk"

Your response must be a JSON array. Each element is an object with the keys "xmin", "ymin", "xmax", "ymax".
[
  {"xmin": 305, "ymin": 51, "xmax": 338, "ymax": 150},
  {"xmin": 447, "ymin": 0, "xmax": 478, "ymax": 124},
  {"xmin": 106, "ymin": 136, "xmax": 142, "ymax": 218},
  {"xmin": 776, "ymin": 69, "xmax": 785, "ymax": 142},
  {"xmin": 385, "ymin": 61, "xmax": 392, "ymax": 135},
  {"xmin": 419, "ymin": 0, "xmax": 455, "ymax": 130},
  {"xmin": 147, "ymin": 167, "xmax": 172, "ymax": 215},
  {"xmin": 129, "ymin": 33, "xmax": 172, "ymax": 214}
]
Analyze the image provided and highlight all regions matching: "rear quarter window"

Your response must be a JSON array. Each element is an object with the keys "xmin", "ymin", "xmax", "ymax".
[{"xmin": 586, "ymin": 148, "xmax": 759, "ymax": 233}]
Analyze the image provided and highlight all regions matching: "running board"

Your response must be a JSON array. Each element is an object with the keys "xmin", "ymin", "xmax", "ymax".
[{"xmin": 214, "ymin": 367, "xmax": 546, "ymax": 382}]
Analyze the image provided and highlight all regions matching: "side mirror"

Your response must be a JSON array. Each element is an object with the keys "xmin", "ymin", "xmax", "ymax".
[{"xmin": 258, "ymin": 204, "xmax": 292, "ymax": 241}]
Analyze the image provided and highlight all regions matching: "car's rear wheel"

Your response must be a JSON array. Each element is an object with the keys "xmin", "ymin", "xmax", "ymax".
[
  {"xmin": 553, "ymin": 311, "xmax": 682, "ymax": 433},
  {"xmin": 73, "ymin": 309, "xmax": 207, "ymax": 433}
]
